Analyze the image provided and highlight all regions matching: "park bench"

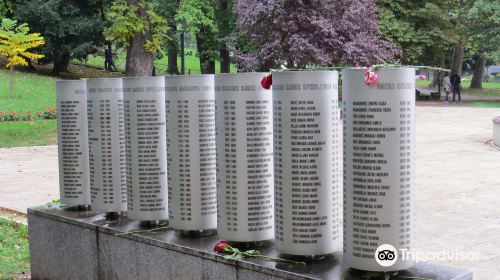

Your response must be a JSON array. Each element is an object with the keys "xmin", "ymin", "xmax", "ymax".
[{"xmin": 416, "ymin": 87, "xmax": 441, "ymax": 101}]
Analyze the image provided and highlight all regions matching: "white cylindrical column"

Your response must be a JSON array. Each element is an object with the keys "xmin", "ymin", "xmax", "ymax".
[
  {"xmin": 123, "ymin": 77, "xmax": 168, "ymax": 221},
  {"xmin": 165, "ymin": 75, "xmax": 217, "ymax": 231},
  {"xmin": 493, "ymin": 116, "xmax": 500, "ymax": 147},
  {"xmin": 215, "ymin": 73, "xmax": 274, "ymax": 242},
  {"xmin": 56, "ymin": 80, "xmax": 91, "ymax": 206},
  {"xmin": 87, "ymin": 78, "xmax": 127, "ymax": 213},
  {"xmin": 273, "ymin": 71, "xmax": 342, "ymax": 256},
  {"xmin": 343, "ymin": 67, "xmax": 415, "ymax": 271}
]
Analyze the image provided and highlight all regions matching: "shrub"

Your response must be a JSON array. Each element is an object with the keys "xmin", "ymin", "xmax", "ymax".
[{"xmin": 0, "ymin": 108, "xmax": 57, "ymax": 122}]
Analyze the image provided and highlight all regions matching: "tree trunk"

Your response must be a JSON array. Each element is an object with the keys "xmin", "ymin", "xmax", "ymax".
[
  {"xmin": 23, "ymin": 57, "xmax": 36, "ymax": 71},
  {"xmin": 52, "ymin": 52, "xmax": 71, "ymax": 75},
  {"xmin": 167, "ymin": 30, "xmax": 180, "ymax": 75},
  {"xmin": 234, "ymin": 43, "xmax": 242, "ymax": 72},
  {"xmin": 9, "ymin": 65, "xmax": 14, "ymax": 98},
  {"xmin": 470, "ymin": 54, "xmax": 485, "ymax": 89},
  {"xmin": 257, "ymin": 60, "xmax": 274, "ymax": 72},
  {"xmin": 196, "ymin": 33, "xmax": 216, "ymax": 74},
  {"xmin": 126, "ymin": 32, "xmax": 154, "ymax": 76},
  {"xmin": 431, "ymin": 53, "xmax": 446, "ymax": 89},
  {"xmin": 219, "ymin": 0, "xmax": 230, "ymax": 73},
  {"xmin": 99, "ymin": 0, "xmax": 106, "ymax": 21},
  {"xmin": 125, "ymin": 0, "xmax": 154, "ymax": 77},
  {"xmin": 451, "ymin": 44, "xmax": 464, "ymax": 76},
  {"xmin": 220, "ymin": 47, "xmax": 230, "ymax": 73}
]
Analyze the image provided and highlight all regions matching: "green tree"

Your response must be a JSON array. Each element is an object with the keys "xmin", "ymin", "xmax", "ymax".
[
  {"xmin": 445, "ymin": 0, "xmax": 499, "ymax": 88},
  {"xmin": 447, "ymin": 0, "xmax": 475, "ymax": 76},
  {"xmin": 0, "ymin": 0, "xmax": 15, "ymax": 17},
  {"xmin": 155, "ymin": 0, "xmax": 180, "ymax": 75},
  {"xmin": 464, "ymin": 0, "xmax": 499, "ymax": 88},
  {"xmin": 378, "ymin": 0, "xmax": 457, "ymax": 66},
  {"xmin": 216, "ymin": 0, "xmax": 235, "ymax": 73},
  {"xmin": 105, "ymin": 0, "xmax": 169, "ymax": 76},
  {"xmin": 14, "ymin": 0, "xmax": 105, "ymax": 74},
  {"xmin": 0, "ymin": 18, "xmax": 44, "ymax": 98},
  {"xmin": 176, "ymin": 0, "xmax": 218, "ymax": 74}
]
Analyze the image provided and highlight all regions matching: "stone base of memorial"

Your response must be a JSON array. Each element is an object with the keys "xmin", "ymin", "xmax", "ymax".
[{"xmin": 28, "ymin": 206, "xmax": 472, "ymax": 280}]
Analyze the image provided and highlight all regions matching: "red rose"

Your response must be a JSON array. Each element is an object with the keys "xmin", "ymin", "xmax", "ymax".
[
  {"xmin": 261, "ymin": 74, "xmax": 272, "ymax": 90},
  {"xmin": 364, "ymin": 67, "xmax": 378, "ymax": 87},
  {"xmin": 213, "ymin": 241, "xmax": 231, "ymax": 253}
]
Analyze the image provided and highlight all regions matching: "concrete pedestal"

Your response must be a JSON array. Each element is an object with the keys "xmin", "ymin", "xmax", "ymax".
[
  {"xmin": 28, "ymin": 206, "xmax": 472, "ymax": 280},
  {"xmin": 493, "ymin": 116, "xmax": 500, "ymax": 147}
]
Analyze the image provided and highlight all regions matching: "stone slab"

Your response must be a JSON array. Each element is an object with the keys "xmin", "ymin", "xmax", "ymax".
[
  {"xmin": 28, "ymin": 210, "xmax": 99, "ymax": 280},
  {"xmin": 98, "ymin": 233, "xmax": 238, "ymax": 280},
  {"xmin": 28, "ymin": 206, "xmax": 473, "ymax": 280}
]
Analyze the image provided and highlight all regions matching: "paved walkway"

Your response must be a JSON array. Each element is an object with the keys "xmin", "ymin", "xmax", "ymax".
[
  {"xmin": 413, "ymin": 106, "xmax": 500, "ymax": 279},
  {"xmin": 0, "ymin": 145, "xmax": 59, "ymax": 212},
  {"xmin": 0, "ymin": 105, "xmax": 499, "ymax": 278}
]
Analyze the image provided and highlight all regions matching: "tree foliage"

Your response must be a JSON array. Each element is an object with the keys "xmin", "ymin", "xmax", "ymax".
[
  {"xmin": 0, "ymin": 18, "xmax": 44, "ymax": 68},
  {"xmin": 0, "ymin": 0, "xmax": 15, "ymax": 17},
  {"xmin": 105, "ymin": 0, "xmax": 169, "ymax": 55},
  {"xmin": 234, "ymin": 0, "xmax": 397, "ymax": 71},
  {"xmin": 0, "ymin": 18, "xmax": 44, "ymax": 97},
  {"xmin": 378, "ymin": 0, "xmax": 457, "ymax": 65},
  {"xmin": 216, "ymin": 0, "xmax": 236, "ymax": 73},
  {"xmin": 453, "ymin": 0, "xmax": 500, "ymax": 88},
  {"xmin": 459, "ymin": 0, "xmax": 499, "ymax": 61},
  {"xmin": 14, "ymin": 0, "xmax": 105, "ymax": 74},
  {"xmin": 155, "ymin": 0, "xmax": 181, "ymax": 74},
  {"xmin": 176, "ymin": 0, "xmax": 218, "ymax": 73},
  {"xmin": 176, "ymin": 0, "xmax": 217, "ymax": 34},
  {"xmin": 216, "ymin": 0, "xmax": 234, "ymax": 39}
]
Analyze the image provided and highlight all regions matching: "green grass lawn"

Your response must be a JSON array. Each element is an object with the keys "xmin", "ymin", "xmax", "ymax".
[
  {"xmin": 0, "ymin": 51, "xmax": 238, "ymax": 148},
  {"xmin": 0, "ymin": 218, "xmax": 30, "ymax": 279},
  {"xmin": 467, "ymin": 82, "xmax": 500, "ymax": 97},
  {"xmin": 416, "ymin": 80, "xmax": 432, "ymax": 87},
  {"xmin": 471, "ymin": 101, "xmax": 500, "ymax": 108},
  {"xmin": 0, "ymin": 70, "xmax": 56, "ymax": 113},
  {"xmin": 0, "ymin": 120, "xmax": 57, "ymax": 148},
  {"xmin": 73, "ymin": 48, "xmax": 237, "ymax": 74},
  {"xmin": 468, "ymin": 89, "xmax": 500, "ymax": 97},
  {"xmin": 0, "ymin": 70, "xmax": 58, "ymax": 148},
  {"xmin": 473, "ymin": 81, "xmax": 500, "ymax": 89}
]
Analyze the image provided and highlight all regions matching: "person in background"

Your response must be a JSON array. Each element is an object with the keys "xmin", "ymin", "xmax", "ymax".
[
  {"xmin": 442, "ymin": 72, "xmax": 451, "ymax": 103},
  {"xmin": 104, "ymin": 47, "xmax": 111, "ymax": 71},
  {"xmin": 450, "ymin": 72, "xmax": 461, "ymax": 103},
  {"xmin": 104, "ymin": 44, "xmax": 117, "ymax": 72}
]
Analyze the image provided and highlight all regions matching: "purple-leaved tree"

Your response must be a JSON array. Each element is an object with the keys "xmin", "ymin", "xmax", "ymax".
[{"xmin": 234, "ymin": 0, "xmax": 399, "ymax": 71}]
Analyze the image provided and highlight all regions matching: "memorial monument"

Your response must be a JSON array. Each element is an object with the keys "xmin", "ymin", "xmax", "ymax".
[
  {"xmin": 165, "ymin": 75, "xmax": 217, "ymax": 233},
  {"xmin": 31, "ymin": 70, "xmax": 472, "ymax": 280},
  {"xmin": 272, "ymin": 71, "xmax": 342, "ymax": 257},
  {"xmin": 343, "ymin": 67, "xmax": 415, "ymax": 271},
  {"xmin": 86, "ymin": 78, "xmax": 128, "ymax": 214},
  {"xmin": 123, "ymin": 77, "xmax": 168, "ymax": 222},
  {"xmin": 215, "ymin": 73, "xmax": 275, "ymax": 243},
  {"xmin": 56, "ymin": 80, "xmax": 91, "ymax": 207}
]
